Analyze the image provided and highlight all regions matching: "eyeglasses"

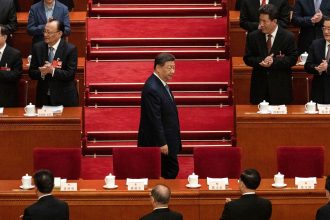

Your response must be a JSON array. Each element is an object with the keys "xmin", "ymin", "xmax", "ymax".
[
  {"xmin": 322, "ymin": 27, "xmax": 330, "ymax": 32},
  {"xmin": 43, "ymin": 30, "xmax": 59, "ymax": 35},
  {"xmin": 164, "ymin": 65, "xmax": 175, "ymax": 71}
]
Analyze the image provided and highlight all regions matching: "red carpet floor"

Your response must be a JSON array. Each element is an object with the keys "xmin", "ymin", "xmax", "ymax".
[{"xmin": 81, "ymin": 155, "xmax": 193, "ymax": 179}]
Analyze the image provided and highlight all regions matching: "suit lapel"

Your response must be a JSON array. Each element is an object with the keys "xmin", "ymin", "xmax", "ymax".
[
  {"xmin": 54, "ymin": 39, "xmax": 65, "ymax": 61},
  {"xmin": 258, "ymin": 31, "xmax": 268, "ymax": 57},
  {"xmin": 0, "ymin": 46, "xmax": 10, "ymax": 67},
  {"xmin": 320, "ymin": 39, "xmax": 326, "ymax": 60},
  {"xmin": 152, "ymin": 74, "xmax": 177, "ymax": 110},
  {"xmin": 270, "ymin": 27, "xmax": 282, "ymax": 55},
  {"xmin": 52, "ymin": 2, "xmax": 60, "ymax": 19},
  {"xmin": 39, "ymin": 2, "xmax": 48, "ymax": 24}
]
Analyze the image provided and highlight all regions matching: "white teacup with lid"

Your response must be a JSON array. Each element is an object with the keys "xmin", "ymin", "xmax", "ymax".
[
  {"xmin": 305, "ymin": 100, "xmax": 316, "ymax": 113},
  {"xmin": 258, "ymin": 100, "xmax": 269, "ymax": 113},
  {"xmin": 105, "ymin": 173, "xmax": 116, "ymax": 187},
  {"xmin": 274, "ymin": 172, "xmax": 284, "ymax": 185},
  {"xmin": 24, "ymin": 103, "xmax": 36, "ymax": 115},
  {"xmin": 300, "ymin": 52, "xmax": 308, "ymax": 63},
  {"xmin": 188, "ymin": 173, "xmax": 199, "ymax": 186},
  {"xmin": 21, "ymin": 174, "xmax": 32, "ymax": 188}
]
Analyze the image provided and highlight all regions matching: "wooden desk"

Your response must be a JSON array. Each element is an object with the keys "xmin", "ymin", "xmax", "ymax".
[
  {"xmin": 232, "ymin": 57, "xmax": 312, "ymax": 104},
  {"xmin": 0, "ymin": 178, "xmax": 326, "ymax": 220},
  {"xmin": 229, "ymin": 11, "xmax": 300, "ymax": 57},
  {"xmin": 0, "ymin": 107, "xmax": 82, "ymax": 179},
  {"xmin": 14, "ymin": 11, "xmax": 86, "ymax": 57},
  {"xmin": 236, "ymin": 105, "xmax": 330, "ymax": 177},
  {"xmin": 22, "ymin": 57, "xmax": 85, "ymax": 106}
]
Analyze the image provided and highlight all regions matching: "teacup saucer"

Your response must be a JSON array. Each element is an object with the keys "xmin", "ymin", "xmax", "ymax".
[
  {"xmin": 297, "ymin": 61, "xmax": 305, "ymax": 66},
  {"xmin": 24, "ymin": 113, "xmax": 38, "ymax": 117},
  {"xmin": 186, "ymin": 183, "xmax": 201, "ymax": 188},
  {"xmin": 257, "ymin": 111, "xmax": 270, "ymax": 114},
  {"xmin": 272, "ymin": 183, "xmax": 287, "ymax": 188},
  {"xmin": 304, "ymin": 111, "xmax": 318, "ymax": 114},
  {"xmin": 20, "ymin": 185, "xmax": 35, "ymax": 190},
  {"xmin": 103, "ymin": 184, "xmax": 118, "ymax": 189}
]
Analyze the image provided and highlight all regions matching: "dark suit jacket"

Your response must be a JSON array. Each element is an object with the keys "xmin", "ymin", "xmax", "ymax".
[
  {"xmin": 316, "ymin": 202, "xmax": 330, "ymax": 220},
  {"xmin": 244, "ymin": 26, "xmax": 298, "ymax": 104},
  {"xmin": 0, "ymin": 44, "xmax": 22, "ymax": 107},
  {"xmin": 240, "ymin": 0, "xmax": 290, "ymax": 32},
  {"xmin": 0, "ymin": 0, "xmax": 18, "ymax": 34},
  {"xmin": 304, "ymin": 38, "xmax": 330, "ymax": 103},
  {"xmin": 23, "ymin": 195, "xmax": 69, "ymax": 220},
  {"xmin": 292, "ymin": 0, "xmax": 330, "ymax": 54},
  {"xmin": 29, "ymin": 38, "xmax": 78, "ymax": 107},
  {"xmin": 27, "ymin": 0, "xmax": 71, "ymax": 44},
  {"xmin": 140, "ymin": 208, "xmax": 183, "ymax": 220},
  {"xmin": 34, "ymin": 0, "xmax": 74, "ymax": 11},
  {"xmin": 220, "ymin": 194, "xmax": 272, "ymax": 220},
  {"xmin": 138, "ymin": 74, "xmax": 182, "ymax": 156}
]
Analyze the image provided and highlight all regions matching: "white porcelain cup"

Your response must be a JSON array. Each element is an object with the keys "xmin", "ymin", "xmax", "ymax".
[
  {"xmin": 300, "ymin": 52, "xmax": 308, "ymax": 63},
  {"xmin": 258, "ymin": 100, "xmax": 269, "ymax": 113},
  {"xmin": 22, "ymin": 174, "xmax": 32, "ymax": 188},
  {"xmin": 188, "ymin": 173, "xmax": 199, "ymax": 186},
  {"xmin": 305, "ymin": 101, "xmax": 316, "ymax": 112},
  {"xmin": 27, "ymin": 55, "xmax": 32, "ymax": 64},
  {"xmin": 105, "ymin": 173, "xmax": 116, "ymax": 187},
  {"xmin": 24, "ymin": 103, "xmax": 36, "ymax": 115},
  {"xmin": 274, "ymin": 172, "xmax": 284, "ymax": 185}
]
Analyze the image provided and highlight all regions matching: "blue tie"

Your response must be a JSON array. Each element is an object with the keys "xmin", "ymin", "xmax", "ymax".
[
  {"xmin": 165, "ymin": 84, "xmax": 173, "ymax": 100},
  {"xmin": 48, "ymin": 47, "xmax": 54, "ymax": 62}
]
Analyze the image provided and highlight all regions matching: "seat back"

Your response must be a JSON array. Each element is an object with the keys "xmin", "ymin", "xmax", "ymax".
[
  {"xmin": 33, "ymin": 148, "xmax": 82, "ymax": 179},
  {"xmin": 193, "ymin": 147, "xmax": 241, "ymax": 179},
  {"xmin": 277, "ymin": 146, "xmax": 325, "ymax": 178},
  {"xmin": 113, "ymin": 147, "xmax": 161, "ymax": 179}
]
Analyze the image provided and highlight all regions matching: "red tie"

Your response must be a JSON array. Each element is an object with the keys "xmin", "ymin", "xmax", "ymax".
[
  {"xmin": 261, "ymin": 0, "xmax": 266, "ymax": 6},
  {"xmin": 267, "ymin": 34, "xmax": 272, "ymax": 53}
]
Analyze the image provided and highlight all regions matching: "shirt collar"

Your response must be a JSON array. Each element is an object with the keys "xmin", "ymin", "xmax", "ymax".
[
  {"xmin": 44, "ymin": 1, "xmax": 55, "ymax": 11},
  {"xmin": 49, "ymin": 38, "xmax": 61, "ymax": 51},
  {"xmin": 242, "ymin": 192, "xmax": 256, "ymax": 195},
  {"xmin": 153, "ymin": 72, "xmax": 167, "ymax": 87},
  {"xmin": 326, "ymin": 41, "xmax": 330, "ymax": 47},
  {"xmin": 269, "ymin": 25, "xmax": 278, "ymax": 38},
  {"xmin": 153, "ymin": 206, "xmax": 168, "ymax": 210},
  {"xmin": 38, "ymin": 193, "xmax": 52, "ymax": 200},
  {"xmin": 0, "ymin": 43, "xmax": 6, "ymax": 54}
]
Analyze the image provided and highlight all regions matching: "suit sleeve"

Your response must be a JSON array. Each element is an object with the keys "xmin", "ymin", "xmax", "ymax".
[
  {"xmin": 304, "ymin": 42, "xmax": 321, "ymax": 75},
  {"xmin": 28, "ymin": 44, "xmax": 43, "ymax": 80},
  {"xmin": 5, "ymin": 0, "xmax": 18, "ymax": 33},
  {"xmin": 277, "ymin": 0, "xmax": 290, "ymax": 29},
  {"xmin": 239, "ymin": 1, "xmax": 258, "ymax": 32},
  {"xmin": 143, "ymin": 90, "xmax": 167, "ymax": 146},
  {"xmin": 27, "ymin": 8, "xmax": 45, "ymax": 36},
  {"xmin": 291, "ymin": 0, "xmax": 314, "ymax": 28},
  {"xmin": 22, "ymin": 208, "xmax": 31, "ymax": 220},
  {"xmin": 243, "ymin": 32, "xmax": 265, "ymax": 68},
  {"xmin": 219, "ymin": 202, "xmax": 231, "ymax": 220},
  {"xmin": 53, "ymin": 45, "xmax": 77, "ymax": 81},
  {"xmin": 63, "ymin": 7, "xmax": 71, "ymax": 36},
  {"xmin": 0, "ymin": 50, "xmax": 22, "ymax": 82}
]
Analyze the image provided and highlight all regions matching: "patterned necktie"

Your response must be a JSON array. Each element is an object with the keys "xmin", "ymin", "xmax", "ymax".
[
  {"xmin": 267, "ymin": 34, "xmax": 272, "ymax": 53},
  {"xmin": 165, "ymin": 84, "xmax": 173, "ymax": 100},
  {"xmin": 48, "ymin": 47, "xmax": 54, "ymax": 62},
  {"xmin": 314, "ymin": 0, "xmax": 321, "ymax": 12},
  {"xmin": 326, "ymin": 44, "xmax": 330, "ymax": 62},
  {"xmin": 261, "ymin": 0, "xmax": 266, "ymax": 6}
]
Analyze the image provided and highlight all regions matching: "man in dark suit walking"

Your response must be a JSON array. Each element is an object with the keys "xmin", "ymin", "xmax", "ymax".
[
  {"xmin": 23, "ymin": 169, "xmax": 69, "ymax": 220},
  {"xmin": 244, "ymin": 4, "xmax": 298, "ymax": 105},
  {"xmin": 29, "ymin": 18, "xmax": 78, "ymax": 107},
  {"xmin": 219, "ymin": 168, "xmax": 272, "ymax": 220},
  {"xmin": 316, "ymin": 175, "xmax": 330, "ymax": 220},
  {"xmin": 0, "ymin": 25, "xmax": 22, "ymax": 107},
  {"xmin": 240, "ymin": 0, "xmax": 290, "ymax": 32},
  {"xmin": 138, "ymin": 53, "xmax": 182, "ymax": 179},
  {"xmin": 305, "ymin": 17, "xmax": 330, "ymax": 104},
  {"xmin": 140, "ymin": 184, "xmax": 183, "ymax": 220},
  {"xmin": 292, "ymin": 0, "xmax": 330, "ymax": 55},
  {"xmin": 0, "ymin": 0, "xmax": 18, "ymax": 34}
]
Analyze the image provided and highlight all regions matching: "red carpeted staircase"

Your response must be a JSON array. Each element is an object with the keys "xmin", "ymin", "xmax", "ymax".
[{"xmin": 83, "ymin": 0, "xmax": 234, "ymax": 174}]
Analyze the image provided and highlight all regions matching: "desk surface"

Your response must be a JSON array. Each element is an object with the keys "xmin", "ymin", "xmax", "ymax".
[
  {"xmin": 17, "ymin": 11, "xmax": 86, "ymax": 23},
  {"xmin": 0, "ymin": 179, "xmax": 326, "ymax": 220}
]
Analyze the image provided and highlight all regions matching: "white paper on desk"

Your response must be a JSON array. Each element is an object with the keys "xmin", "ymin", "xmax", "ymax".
[
  {"xmin": 317, "ymin": 104, "xmax": 330, "ymax": 114},
  {"xmin": 268, "ymin": 105, "xmax": 287, "ymax": 114},
  {"xmin": 0, "ymin": 107, "xmax": 3, "ymax": 114},
  {"xmin": 42, "ymin": 105, "xmax": 64, "ymax": 113},
  {"xmin": 126, "ymin": 178, "xmax": 148, "ymax": 186},
  {"xmin": 207, "ymin": 177, "xmax": 229, "ymax": 185},
  {"xmin": 295, "ymin": 177, "xmax": 317, "ymax": 185}
]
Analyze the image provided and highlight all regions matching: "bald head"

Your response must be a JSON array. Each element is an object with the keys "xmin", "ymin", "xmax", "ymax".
[{"xmin": 151, "ymin": 184, "xmax": 171, "ymax": 205}]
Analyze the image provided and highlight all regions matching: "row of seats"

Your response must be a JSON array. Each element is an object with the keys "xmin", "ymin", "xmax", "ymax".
[{"xmin": 34, "ymin": 146, "xmax": 325, "ymax": 179}]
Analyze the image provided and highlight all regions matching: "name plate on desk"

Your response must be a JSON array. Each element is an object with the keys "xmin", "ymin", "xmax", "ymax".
[
  {"xmin": 208, "ymin": 181, "xmax": 226, "ymax": 190},
  {"xmin": 127, "ymin": 182, "xmax": 144, "ymax": 191},
  {"xmin": 60, "ymin": 182, "xmax": 77, "ymax": 191},
  {"xmin": 37, "ymin": 109, "xmax": 53, "ymax": 116},
  {"xmin": 318, "ymin": 104, "xmax": 330, "ymax": 114},
  {"xmin": 269, "ymin": 105, "xmax": 287, "ymax": 114},
  {"xmin": 295, "ymin": 177, "xmax": 316, "ymax": 189}
]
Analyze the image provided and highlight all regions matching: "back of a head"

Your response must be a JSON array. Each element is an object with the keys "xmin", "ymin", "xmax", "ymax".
[
  {"xmin": 240, "ymin": 168, "xmax": 261, "ymax": 190},
  {"xmin": 154, "ymin": 53, "xmax": 175, "ymax": 70},
  {"xmin": 48, "ymin": 18, "xmax": 65, "ymax": 34},
  {"xmin": 326, "ymin": 175, "xmax": 330, "ymax": 191},
  {"xmin": 34, "ymin": 169, "xmax": 54, "ymax": 194},
  {"xmin": 259, "ymin": 4, "xmax": 278, "ymax": 21},
  {"xmin": 151, "ymin": 184, "xmax": 171, "ymax": 205}
]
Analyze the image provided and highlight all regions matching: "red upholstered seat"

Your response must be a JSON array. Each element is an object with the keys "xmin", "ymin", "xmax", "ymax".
[
  {"xmin": 277, "ymin": 146, "xmax": 325, "ymax": 178},
  {"xmin": 113, "ymin": 147, "xmax": 161, "ymax": 179},
  {"xmin": 33, "ymin": 148, "xmax": 82, "ymax": 179},
  {"xmin": 194, "ymin": 147, "xmax": 241, "ymax": 178}
]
